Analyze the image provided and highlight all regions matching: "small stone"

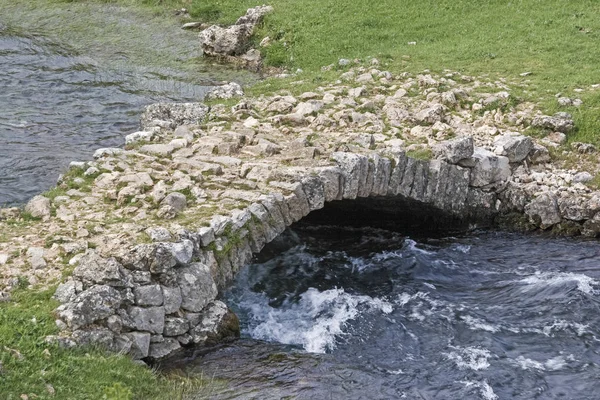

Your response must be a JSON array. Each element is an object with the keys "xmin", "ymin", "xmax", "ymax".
[
  {"xmin": 26, "ymin": 247, "xmax": 46, "ymax": 269},
  {"xmin": 161, "ymin": 192, "xmax": 187, "ymax": 212},
  {"xmin": 573, "ymin": 172, "xmax": 593, "ymax": 184},
  {"xmin": 145, "ymin": 227, "xmax": 172, "ymax": 242}
]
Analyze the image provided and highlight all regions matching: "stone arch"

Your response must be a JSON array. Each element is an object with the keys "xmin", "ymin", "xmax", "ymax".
[{"xmin": 52, "ymin": 149, "xmax": 504, "ymax": 361}]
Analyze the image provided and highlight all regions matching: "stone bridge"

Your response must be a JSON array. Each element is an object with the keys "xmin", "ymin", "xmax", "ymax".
[{"xmin": 7, "ymin": 68, "xmax": 600, "ymax": 361}]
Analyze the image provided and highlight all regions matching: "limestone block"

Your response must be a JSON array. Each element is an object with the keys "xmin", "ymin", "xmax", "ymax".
[
  {"xmin": 197, "ymin": 227, "xmax": 216, "ymax": 247},
  {"xmin": 316, "ymin": 167, "xmax": 344, "ymax": 202},
  {"xmin": 176, "ymin": 263, "xmax": 217, "ymax": 312},
  {"xmin": 190, "ymin": 301, "xmax": 240, "ymax": 345},
  {"xmin": 387, "ymin": 151, "xmax": 408, "ymax": 195},
  {"xmin": 165, "ymin": 240, "xmax": 194, "ymax": 265},
  {"xmin": 398, "ymin": 157, "xmax": 418, "ymax": 197},
  {"xmin": 525, "ymin": 192, "xmax": 562, "ymax": 229},
  {"xmin": 370, "ymin": 154, "xmax": 391, "ymax": 196},
  {"xmin": 331, "ymin": 152, "xmax": 369, "ymax": 199},
  {"xmin": 73, "ymin": 251, "xmax": 132, "ymax": 287},
  {"xmin": 27, "ymin": 247, "xmax": 47, "ymax": 270},
  {"xmin": 469, "ymin": 148, "xmax": 510, "ymax": 187},
  {"xmin": 301, "ymin": 175, "xmax": 325, "ymax": 211},
  {"xmin": 163, "ymin": 317, "xmax": 190, "ymax": 337},
  {"xmin": 161, "ymin": 192, "xmax": 187, "ymax": 212},
  {"xmin": 125, "ymin": 332, "xmax": 151, "ymax": 359},
  {"xmin": 148, "ymin": 338, "xmax": 181, "ymax": 360},
  {"xmin": 558, "ymin": 196, "xmax": 594, "ymax": 221},
  {"xmin": 258, "ymin": 195, "xmax": 287, "ymax": 235},
  {"xmin": 161, "ymin": 285, "xmax": 183, "ymax": 314},
  {"xmin": 58, "ymin": 285, "xmax": 122, "ymax": 330},
  {"xmin": 432, "ymin": 136, "xmax": 474, "ymax": 164},
  {"xmin": 531, "ymin": 112, "xmax": 574, "ymax": 133},
  {"xmin": 127, "ymin": 306, "xmax": 165, "ymax": 334},
  {"xmin": 493, "ymin": 134, "xmax": 533, "ymax": 163},
  {"xmin": 133, "ymin": 285, "xmax": 164, "ymax": 306}
]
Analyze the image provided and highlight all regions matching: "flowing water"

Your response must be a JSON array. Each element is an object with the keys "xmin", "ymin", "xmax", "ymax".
[
  {"xmin": 171, "ymin": 225, "xmax": 600, "ymax": 400},
  {"xmin": 0, "ymin": 3, "xmax": 254, "ymax": 205}
]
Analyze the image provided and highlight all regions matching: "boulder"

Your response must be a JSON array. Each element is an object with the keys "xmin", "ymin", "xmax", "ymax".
[
  {"xmin": 524, "ymin": 192, "xmax": 562, "ymax": 229},
  {"xmin": 468, "ymin": 148, "xmax": 510, "ymax": 187},
  {"xmin": 493, "ymin": 134, "xmax": 533, "ymax": 163},
  {"xmin": 24, "ymin": 195, "xmax": 51, "ymax": 220},
  {"xmin": 199, "ymin": 24, "xmax": 253, "ymax": 57},
  {"xmin": 432, "ymin": 136, "xmax": 473, "ymax": 164}
]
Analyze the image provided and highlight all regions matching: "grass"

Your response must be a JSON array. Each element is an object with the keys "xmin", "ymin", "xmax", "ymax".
[
  {"xmin": 56, "ymin": 0, "xmax": 598, "ymax": 144},
  {"xmin": 0, "ymin": 288, "xmax": 222, "ymax": 400}
]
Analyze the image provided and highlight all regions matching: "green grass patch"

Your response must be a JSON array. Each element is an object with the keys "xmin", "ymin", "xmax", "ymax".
[{"xmin": 0, "ymin": 288, "xmax": 221, "ymax": 399}]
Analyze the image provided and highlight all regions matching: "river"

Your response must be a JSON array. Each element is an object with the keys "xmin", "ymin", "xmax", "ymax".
[
  {"xmin": 168, "ymin": 224, "xmax": 600, "ymax": 400},
  {"xmin": 0, "ymin": 2, "xmax": 254, "ymax": 205}
]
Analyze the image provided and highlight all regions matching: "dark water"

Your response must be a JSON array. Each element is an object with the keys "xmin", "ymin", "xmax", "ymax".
[
  {"xmin": 0, "ymin": 28, "xmax": 219, "ymax": 205},
  {"xmin": 175, "ymin": 226, "xmax": 600, "ymax": 400}
]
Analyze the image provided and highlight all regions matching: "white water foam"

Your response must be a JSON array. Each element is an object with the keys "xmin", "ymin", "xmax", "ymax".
[
  {"xmin": 243, "ymin": 287, "xmax": 393, "ymax": 353},
  {"xmin": 519, "ymin": 271, "xmax": 599, "ymax": 295},
  {"xmin": 461, "ymin": 315, "xmax": 500, "ymax": 333},
  {"xmin": 461, "ymin": 380, "xmax": 499, "ymax": 400},
  {"xmin": 443, "ymin": 346, "xmax": 494, "ymax": 371},
  {"xmin": 513, "ymin": 355, "xmax": 570, "ymax": 371}
]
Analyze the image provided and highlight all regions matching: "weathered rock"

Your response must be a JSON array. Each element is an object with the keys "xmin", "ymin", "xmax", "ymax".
[
  {"xmin": 127, "ymin": 306, "xmax": 165, "ymax": 334},
  {"xmin": 531, "ymin": 112, "xmax": 574, "ymax": 133},
  {"xmin": 24, "ymin": 195, "xmax": 51, "ymax": 220},
  {"xmin": 190, "ymin": 301, "xmax": 240, "ymax": 345},
  {"xmin": 125, "ymin": 332, "xmax": 151, "ymax": 359},
  {"xmin": 176, "ymin": 263, "xmax": 218, "ymax": 312},
  {"xmin": 73, "ymin": 251, "xmax": 132, "ymax": 287},
  {"xmin": 493, "ymin": 134, "xmax": 533, "ymax": 163},
  {"xmin": 58, "ymin": 285, "xmax": 122, "ymax": 329},
  {"xmin": 433, "ymin": 136, "xmax": 473, "ymax": 164},
  {"xmin": 133, "ymin": 285, "xmax": 164, "ymax": 306},
  {"xmin": 26, "ymin": 247, "xmax": 46, "ymax": 269},
  {"xmin": 53, "ymin": 279, "xmax": 82, "ymax": 303},
  {"xmin": 140, "ymin": 103, "xmax": 209, "ymax": 129},
  {"xmin": 161, "ymin": 192, "xmax": 187, "ymax": 212},
  {"xmin": 235, "ymin": 5, "xmax": 274, "ymax": 26},
  {"xmin": 162, "ymin": 285, "xmax": 183, "ymax": 314},
  {"xmin": 148, "ymin": 338, "xmax": 181, "ymax": 360},
  {"xmin": 469, "ymin": 148, "xmax": 510, "ymax": 187},
  {"xmin": 163, "ymin": 317, "xmax": 189, "ymax": 337},
  {"xmin": 415, "ymin": 104, "xmax": 445, "ymax": 125},
  {"xmin": 524, "ymin": 192, "xmax": 562, "ymax": 229},
  {"xmin": 165, "ymin": 239, "xmax": 194, "ymax": 265},
  {"xmin": 199, "ymin": 24, "xmax": 253, "ymax": 57}
]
